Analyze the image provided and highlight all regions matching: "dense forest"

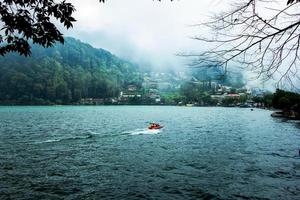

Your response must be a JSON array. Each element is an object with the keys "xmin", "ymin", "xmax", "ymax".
[
  {"xmin": 0, "ymin": 37, "xmax": 142, "ymax": 105},
  {"xmin": 272, "ymin": 89, "xmax": 300, "ymax": 116}
]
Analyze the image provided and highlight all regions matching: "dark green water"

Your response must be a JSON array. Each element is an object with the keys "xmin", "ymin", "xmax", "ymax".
[{"xmin": 0, "ymin": 106, "xmax": 299, "ymax": 200}]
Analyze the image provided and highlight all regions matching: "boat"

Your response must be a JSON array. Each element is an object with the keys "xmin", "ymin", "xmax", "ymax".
[
  {"xmin": 186, "ymin": 104, "xmax": 195, "ymax": 107},
  {"xmin": 148, "ymin": 125, "xmax": 163, "ymax": 130},
  {"xmin": 271, "ymin": 111, "xmax": 284, "ymax": 118},
  {"xmin": 239, "ymin": 103, "xmax": 251, "ymax": 108},
  {"xmin": 148, "ymin": 123, "xmax": 163, "ymax": 130}
]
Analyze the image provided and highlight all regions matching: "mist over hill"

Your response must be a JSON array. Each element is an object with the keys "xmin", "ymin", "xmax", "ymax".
[{"xmin": 189, "ymin": 66, "xmax": 246, "ymax": 89}]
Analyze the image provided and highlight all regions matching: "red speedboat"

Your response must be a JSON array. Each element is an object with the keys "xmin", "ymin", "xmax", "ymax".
[{"xmin": 148, "ymin": 123, "xmax": 163, "ymax": 130}]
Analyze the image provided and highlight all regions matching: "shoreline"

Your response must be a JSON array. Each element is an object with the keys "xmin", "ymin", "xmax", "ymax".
[
  {"xmin": 0, "ymin": 104, "xmax": 268, "ymax": 108},
  {"xmin": 0, "ymin": 104, "xmax": 299, "ymax": 121}
]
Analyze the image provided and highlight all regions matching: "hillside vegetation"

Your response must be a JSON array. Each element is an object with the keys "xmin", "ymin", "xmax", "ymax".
[{"xmin": 0, "ymin": 38, "xmax": 142, "ymax": 104}]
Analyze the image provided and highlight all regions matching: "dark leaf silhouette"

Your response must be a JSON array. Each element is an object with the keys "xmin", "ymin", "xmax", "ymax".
[
  {"xmin": 0, "ymin": 0, "xmax": 76, "ymax": 56},
  {"xmin": 287, "ymin": 0, "xmax": 300, "ymax": 5}
]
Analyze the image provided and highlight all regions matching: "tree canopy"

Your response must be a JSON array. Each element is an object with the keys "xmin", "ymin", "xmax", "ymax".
[
  {"xmin": 0, "ymin": 37, "xmax": 142, "ymax": 104},
  {"xmin": 272, "ymin": 89, "xmax": 300, "ymax": 114},
  {"xmin": 0, "ymin": 0, "xmax": 76, "ymax": 56}
]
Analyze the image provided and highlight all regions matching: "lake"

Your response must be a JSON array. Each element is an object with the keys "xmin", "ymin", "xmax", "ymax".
[{"xmin": 0, "ymin": 106, "xmax": 299, "ymax": 200}]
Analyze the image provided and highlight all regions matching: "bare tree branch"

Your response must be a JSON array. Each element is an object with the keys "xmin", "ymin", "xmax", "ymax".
[{"xmin": 187, "ymin": 0, "xmax": 300, "ymax": 90}]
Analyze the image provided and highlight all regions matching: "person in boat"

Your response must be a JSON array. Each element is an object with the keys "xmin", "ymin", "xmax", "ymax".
[{"xmin": 149, "ymin": 123, "xmax": 161, "ymax": 129}]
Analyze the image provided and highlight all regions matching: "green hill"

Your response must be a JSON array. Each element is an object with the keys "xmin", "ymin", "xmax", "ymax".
[{"xmin": 0, "ymin": 37, "xmax": 142, "ymax": 105}]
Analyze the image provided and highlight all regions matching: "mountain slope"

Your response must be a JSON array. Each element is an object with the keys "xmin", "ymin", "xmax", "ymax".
[{"xmin": 0, "ymin": 37, "xmax": 142, "ymax": 104}]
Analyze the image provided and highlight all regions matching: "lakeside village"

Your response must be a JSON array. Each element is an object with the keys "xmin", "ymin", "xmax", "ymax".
[
  {"xmin": 80, "ymin": 72, "xmax": 270, "ymax": 108},
  {"xmin": 79, "ymin": 72, "xmax": 300, "ymax": 120}
]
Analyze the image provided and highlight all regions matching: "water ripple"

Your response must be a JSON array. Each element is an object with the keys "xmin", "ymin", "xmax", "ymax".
[{"xmin": 0, "ymin": 106, "xmax": 299, "ymax": 200}]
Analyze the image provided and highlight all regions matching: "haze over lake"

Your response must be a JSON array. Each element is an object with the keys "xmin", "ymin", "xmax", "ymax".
[{"xmin": 0, "ymin": 106, "xmax": 299, "ymax": 200}]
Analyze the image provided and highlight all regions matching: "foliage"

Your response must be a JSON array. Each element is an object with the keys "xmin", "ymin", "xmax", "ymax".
[
  {"xmin": 0, "ymin": 37, "xmax": 141, "ymax": 104},
  {"xmin": 287, "ymin": 0, "xmax": 300, "ymax": 5},
  {"xmin": 180, "ymin": 82, "xmax": 217, "ymax": 105},
  {"xmin": 161, "ymin": 92, "xmax": 183, "ymax": 105},
  {"xmin": 221, "ymin": 97, "xmax": 237, "ymax": 107},
  {"xmin": 272, "ymin": 89, "xmax": 300, "ymax": 111},
  {"xmin": 0, "ymin": 0, "xmax": 76, "ymax": 56},
  {"xmin": 252, "ymin": 93, "xmax": 274, "ymax": 108},
  {"xmin": 262, "ymin": 93, "xmax": 273, "ymax": 108},
  {"xmin": 250, "ymin": 89, "xmax": 300, "ymax": 110},
  {"xmin": 239, "ymin": 94, "xmax": 248, "ymax": 104}
]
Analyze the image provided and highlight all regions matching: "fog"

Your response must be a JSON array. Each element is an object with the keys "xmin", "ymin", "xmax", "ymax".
[
  {"xmin": 63, "ymin": 0, "xmax": 226, "ymax": 70},
  {"xmin": 60, "ymin": 0, "xmax": 298, "ymax": 90}
]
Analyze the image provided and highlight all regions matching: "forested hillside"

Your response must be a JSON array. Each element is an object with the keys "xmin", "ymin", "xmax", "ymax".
[{"xmin": 0, "ymin": 37, "xmax": 142, "ymax": 104}]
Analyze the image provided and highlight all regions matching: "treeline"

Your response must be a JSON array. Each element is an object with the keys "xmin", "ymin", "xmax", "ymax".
[
  {"xmin": 179, "ymin": 82, "xmax": 218, "ymax": 105},
  {"xmin": 250, "ymin": 89, "xmax": 300, "ymax": 119},
  {"xmin": 255, "ymin": 89, "xmax": 300, "ymax": 111},
  {"xmin": 178, "ymin": 81, "xmax": 300, "ymax": 112},
  {"xmin": 178, "ymin": 81, "xmax": 249, "ymax": 106},
  {"xmin": 0, "ymin": 37, "xmax": 142, "ymax": 105},
  {"xmin": 272, "ymin": 89, "xmax": 300, "ymax": 120}
]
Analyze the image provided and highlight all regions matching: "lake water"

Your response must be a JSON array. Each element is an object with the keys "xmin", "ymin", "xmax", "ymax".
[{"xmin": 0, "ymin": 106, "xmax": 299, "ymax": 200}]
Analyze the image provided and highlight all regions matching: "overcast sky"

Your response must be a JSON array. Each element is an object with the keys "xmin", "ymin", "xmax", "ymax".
[
  {"xmin": 60, "ymin": 0, "xmax": 299, "ymax": 90},
  {"xmin": 63, "ymin": 0, "xmax": 226, "ymax": 71}
]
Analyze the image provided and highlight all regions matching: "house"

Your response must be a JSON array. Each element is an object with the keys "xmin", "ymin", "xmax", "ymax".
[
  {"xmin": 127, "ymin": 85, "xmax": 137, "ymax": 91},
  {"xmin": 80, "ymin": 98, "xmax": 104, "ymax": 105},
  {"xmin": 119, "ymin": 91, "xmax": 142, "ymax": 102},
  {"xmin": 225, "ymin": 94, "xmax": 240, "ymax": 98},
  {"xmin": 149, "ymin": 81, "xmax": 158, "ymax": 89},
  {"xmin": 158, "ymin": 82, "xmax": 172, "ymax": 90}
]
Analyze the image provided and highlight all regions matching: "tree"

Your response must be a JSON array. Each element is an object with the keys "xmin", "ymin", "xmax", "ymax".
[
  {"xmin": 0, "ymin": 0, "xmax": 172, "ymax": 56},
  {"xmin": 188, "ymin": 0, "xmax": 300, "ymax": 89},
  {"xmin": 0, "ymin": 0, "xmax": 76, "ymax": 56},
  {"xmin": 272, "ymin": 89, "xmax": 300, "ymax": 110}
]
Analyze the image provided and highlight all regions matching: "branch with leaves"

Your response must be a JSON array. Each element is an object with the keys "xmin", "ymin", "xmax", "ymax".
[{"xmin": 0, "ymin": 0, "xmax": 76, "ymax": 56}]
